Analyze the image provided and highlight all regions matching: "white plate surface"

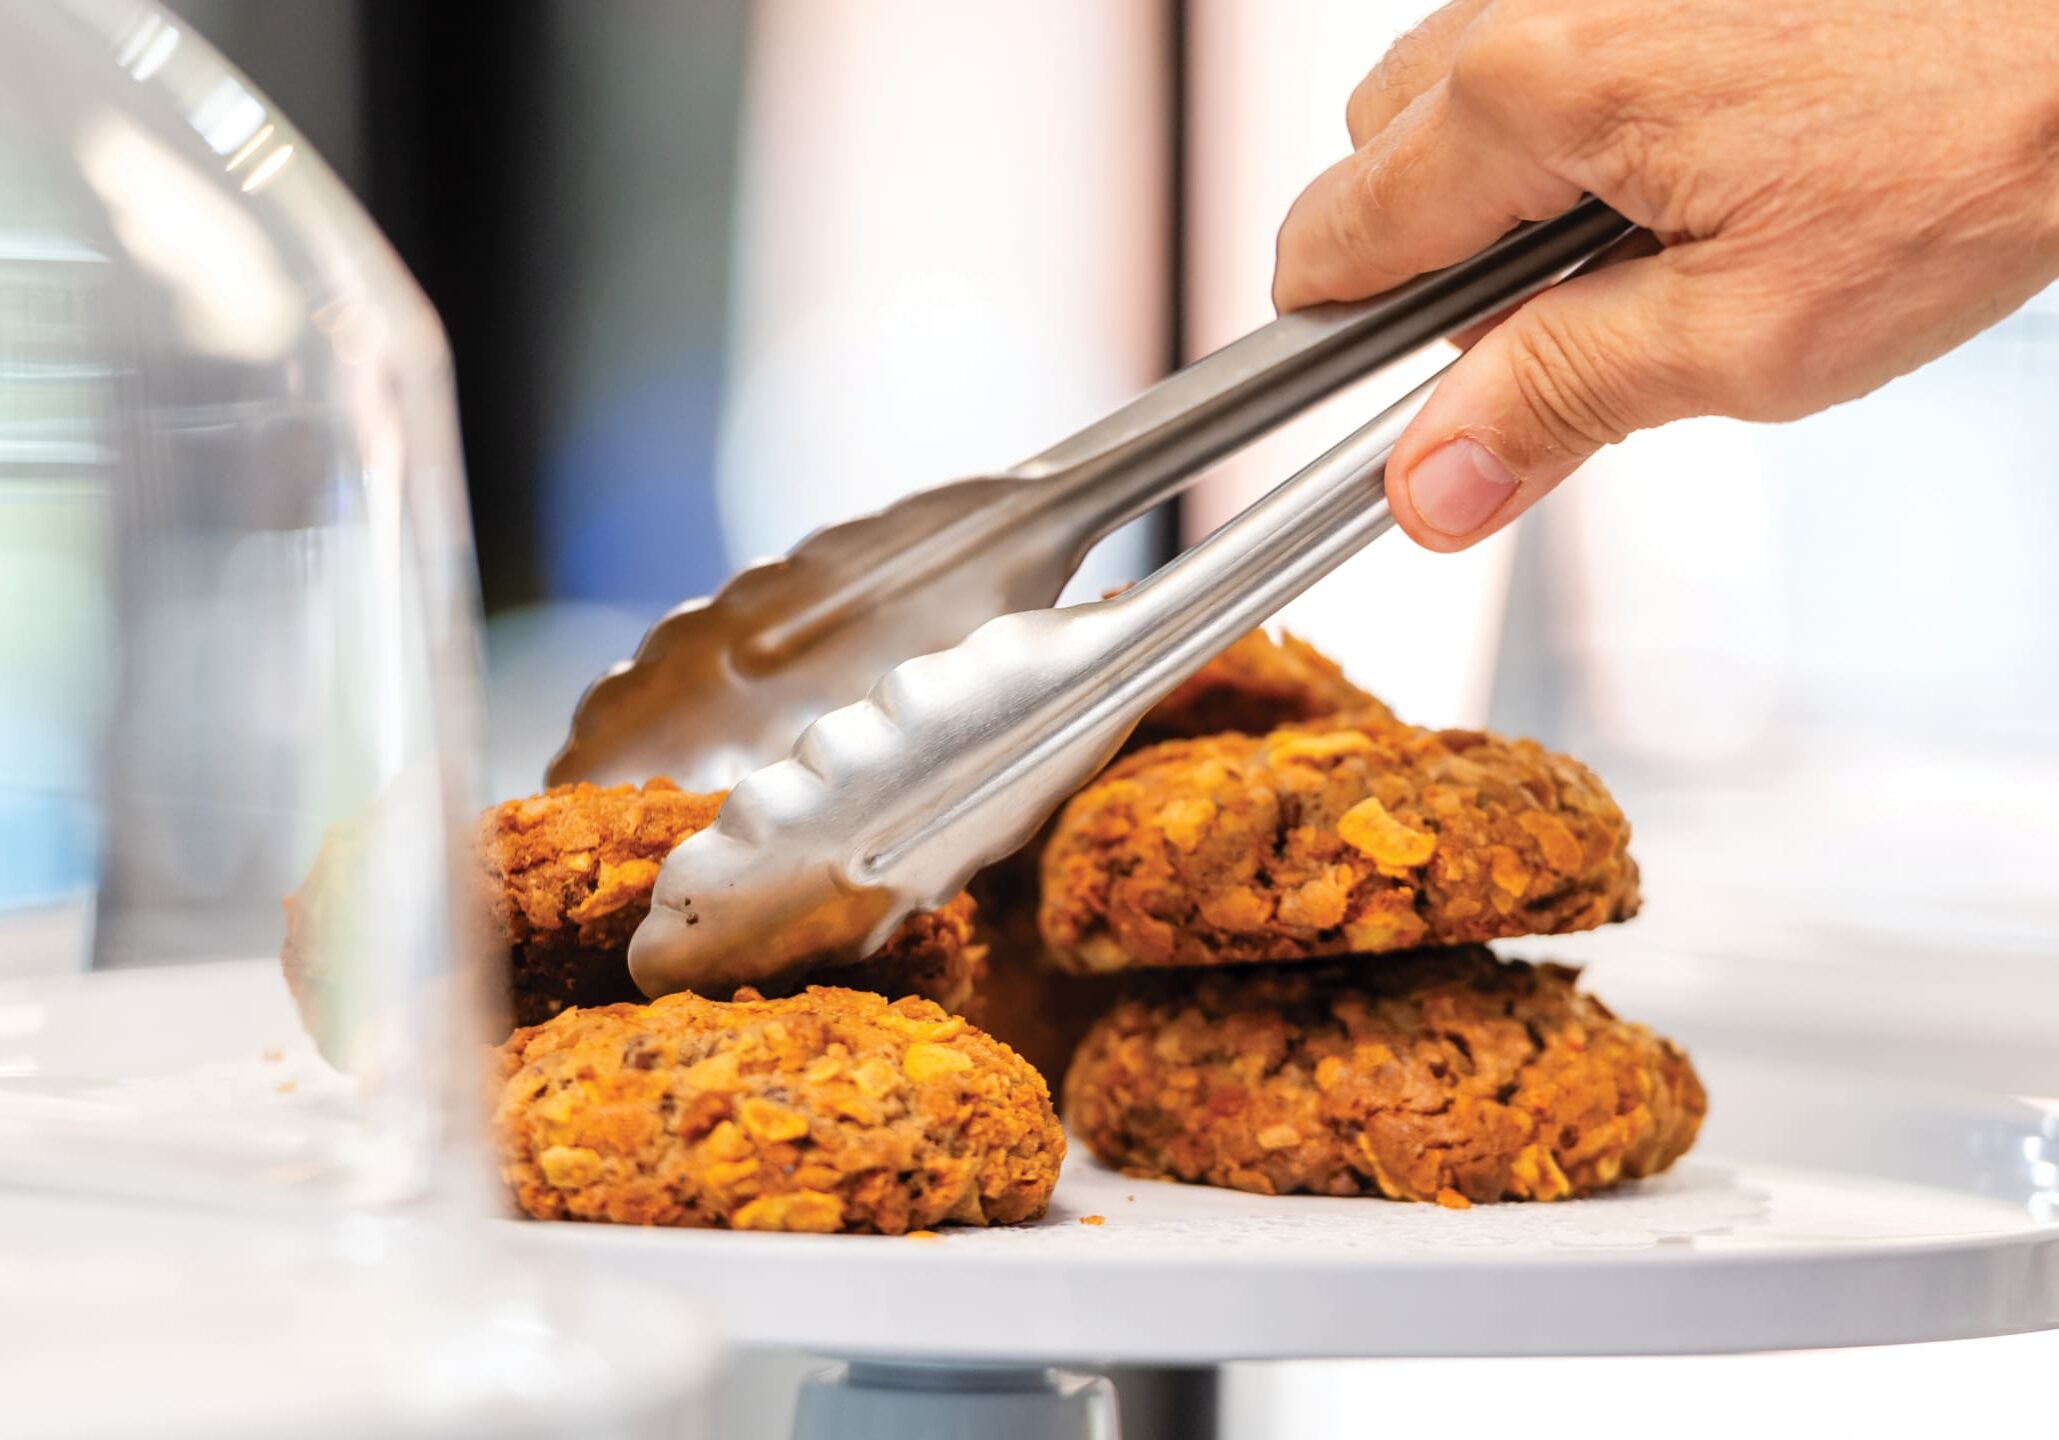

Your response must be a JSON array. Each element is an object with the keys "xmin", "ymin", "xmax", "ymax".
[{"xmin": 5, "ymin": 959, "xmax": 2055, "ymax": 1363}]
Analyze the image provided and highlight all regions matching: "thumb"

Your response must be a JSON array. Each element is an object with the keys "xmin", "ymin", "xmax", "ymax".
[{"xmin": 1387, "ymin": 252, "xmax": 1712, "ymax": 552}]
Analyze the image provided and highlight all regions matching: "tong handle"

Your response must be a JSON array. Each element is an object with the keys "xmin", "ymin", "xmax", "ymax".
[{"xmin": 1008, "ymin": 197, "xmax": 1633, "ymax": 539}]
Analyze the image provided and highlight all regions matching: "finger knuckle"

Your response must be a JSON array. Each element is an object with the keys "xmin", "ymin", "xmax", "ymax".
[
  {"xmin": 1350, "ymin": 24, "xmax": 1435, "ymax": 138},
  {"xmin": 1345, "ymin": 72, "xmax": 1391, "ymax": 144},
  {"xmin": 1333, "ymin": 161, "xmax": 1390, "ymax": 266},
  {"xmin": 1504, "ymin": 308, "xmax": 1646, "ymax": 454},
  {"xmin": 1452, "ymin": 2, "xmax": 1634, "ymax": 150},
  {"xmin": 1510, "ymin": 0, "xmax": 1623, "ymax": 82},
  {"xmin": 1569, "ymin": 110, "xmax": 1666, "ymax": 195},
  {"xmin": 1345, "ymin": 80, "xmax": 1380, "ymax": 145},
  {"xmin": 1445, "ymin": 15, "xmax": 1528, "ymax": 115}
]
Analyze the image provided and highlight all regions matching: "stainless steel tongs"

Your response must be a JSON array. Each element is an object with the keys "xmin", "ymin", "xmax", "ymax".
[{"xmin": 553, "ymin": 200, "xmax": 1634, "ymax": 998}]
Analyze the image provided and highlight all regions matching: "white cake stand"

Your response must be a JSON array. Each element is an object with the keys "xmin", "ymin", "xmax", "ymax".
[
  {"xmin": 4, "ymin": 959, "xmax": 2054, "ymax": 1440},
  {"xmin": 521, "ymin": 1050, "xmax": 2058, "ymax": 1437}
]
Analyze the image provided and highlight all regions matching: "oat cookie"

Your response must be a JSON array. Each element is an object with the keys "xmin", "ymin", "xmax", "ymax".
[
  {"xmin": 495, "ymin": 986, "xmax": 1064, "ymax": 1231},
  {"xmin": 1064, "ymin": 948, "xmax": 1703, "ymax": 1203},
  {"xmin": 1041, "ymin": 717, "xmax": 1638, "ymax": 973},
  {"xmin": 975, "ymin": 629, "xmax": 1391, "ymax": 1086}
]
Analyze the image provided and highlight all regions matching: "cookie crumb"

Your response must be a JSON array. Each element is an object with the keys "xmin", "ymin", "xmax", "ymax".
[
  {"xmin": 906, "ymin": 1230, "xmax": 943, "ymax": 1241},
  {"xmin": 1434, "ymin": 1187, "xmax": 1471, "ymax": 1210},
  {"xmin": 260, "ymin": 1049, "xmax": 283, "ymax": 1063},
  {"xmin": 1079, "ymin": 1214, "xmax": 1105, "ymax": 1226},
  {"xmin": 273, "ymin": 1079, "xmax": 298, "ymax": 1095}
]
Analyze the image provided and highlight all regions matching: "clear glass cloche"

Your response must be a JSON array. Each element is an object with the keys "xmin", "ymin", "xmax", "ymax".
[
  {"xmin": 0, "ymin": 6, "xmax": 719, "ymax": 1432},
  {"xmin": 0, "ymin": 0, "xmax": 487, "ymax": 1206}
]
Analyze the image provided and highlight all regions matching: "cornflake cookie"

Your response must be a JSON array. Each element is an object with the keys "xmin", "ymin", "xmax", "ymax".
[
  {"xmin": 282, "ymin": 780, "xmax": 985, "ymax": 1052},
  {"xmin": 1064, "ymin": 948, "xmax": 1704, "ymax": 1204},
  {"xmin": 482, "ymin": 779, "xmax": 985, "ymax": 1026},
  {"xmin": 494, "ymin": 986, "xmax": 1065, "ymax": 1231},
  {"xmin": 1040, "ymin": 716, "xmax": 1638, "ymax": 973},
  {"xmin": 972, "ymin": 628, "xmax": 1389, "ymax": 1090}
]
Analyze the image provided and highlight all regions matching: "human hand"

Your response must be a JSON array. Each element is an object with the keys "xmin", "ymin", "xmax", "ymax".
[{"xmin": 1274, "ymin": 0, "xmax": 2059, "ymax": 550}]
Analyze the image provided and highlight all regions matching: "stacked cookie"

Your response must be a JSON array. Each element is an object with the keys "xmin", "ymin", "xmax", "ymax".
[
  {"xmin": 283, "ymin": 781, "xmax": 1053, "ymax": 1235},
  {"xmin": 283, "ymin": 627, "xmax": 1700, "ymax": 1225},
  {"xmin": 984, "ymin": 631, "xmax": 1706, "ymax": 1206}
]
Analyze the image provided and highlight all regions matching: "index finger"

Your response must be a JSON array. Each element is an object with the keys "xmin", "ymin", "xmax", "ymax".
[{"xmin": 1275, "ymin": 79, "xmax": 1581, "ymax": 310}]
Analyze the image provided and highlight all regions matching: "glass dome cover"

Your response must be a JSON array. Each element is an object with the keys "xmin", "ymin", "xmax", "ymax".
[{"xmin": 0, "ymin": 0, "xmax": 487, "ymax": 1208}]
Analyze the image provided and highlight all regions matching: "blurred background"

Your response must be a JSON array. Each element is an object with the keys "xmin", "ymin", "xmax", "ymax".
[{"xmin": 9, "ymin": 0, "xmax": 2047, "ymax": 1433}]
